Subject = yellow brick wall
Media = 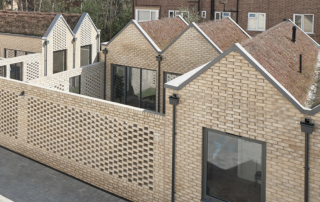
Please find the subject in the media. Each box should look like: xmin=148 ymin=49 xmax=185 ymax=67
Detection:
xmin=75 ymin=15 xmax=99 ymax=69
xmin=46 ymin=17 xmax=74 ymax=76
xmin=101 ymin=25 xmax=220 ymax=113
xmin=0 ymin=76 xmax=167 ymax=202
xmin=160 ymin=27 xmax=220 ymax=112
xmin=164 ymin=51 xmax=320 ymax=202
xmin=0 ymin=34 xmax=42 ymax=58
xmin=102 ymin=23 xmax=160 ymax=107
xmin=29 ymin=62 xmax=105 ymax=99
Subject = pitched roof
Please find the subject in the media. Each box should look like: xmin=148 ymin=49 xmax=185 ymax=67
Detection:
xmin=197 ymin=18 xmax=250 ymax=51
xmin=138 ymin=17 xmax=188 ymax=50
xmin=0 ymin=11 xmax=81 ymax=37
xmin=242 ymin=20 xmax=319 ymax=105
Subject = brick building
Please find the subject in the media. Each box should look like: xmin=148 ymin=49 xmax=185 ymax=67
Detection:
xmin=101 ymin=16 xmax=250 ymax=113
xmin=133 ymin=0 xmax=320 ymax=43
xmin=1 ymin=18 xmax=320 ymax=202
xmin=0 ymin=11 xmax=100 ymax=82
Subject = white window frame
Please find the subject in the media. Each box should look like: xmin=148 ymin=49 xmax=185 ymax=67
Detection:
xmin=247 ymin=12 xmax=266 ymax=31
xmin=201 ymin=11 xmax=207 ymax=19
xmin=293 ymin=14 xmax=314 ymax=34
xmin=168 ymin=10 xmax=189 ymax=19
xmin=215 ymin=12 xmax=230 ymax=20
xmin=214 ymin=11 xmax=221 ymax=20
xmin=222 ymin=12 xmax=231 ymax=19
xmin=135 ymin=9 xmax=159 ymax=22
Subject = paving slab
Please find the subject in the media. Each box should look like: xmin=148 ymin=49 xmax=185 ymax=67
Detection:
xmin=0 ymin=147 xmax=128 ymax=202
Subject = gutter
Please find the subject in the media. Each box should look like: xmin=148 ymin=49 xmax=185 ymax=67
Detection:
xmin=169 ymin=94 xmax=179 ymax=202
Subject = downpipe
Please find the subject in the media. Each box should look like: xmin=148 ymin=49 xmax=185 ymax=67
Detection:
xmin=300 ymin=118 xmax=314 ymax=202
xmin=103 ymin=48 xmax=108 ymax=100
xmin=169 ymin=94 xmax=179 ymax=202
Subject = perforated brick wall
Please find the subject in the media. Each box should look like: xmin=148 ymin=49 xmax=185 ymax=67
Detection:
xmin=29 ymin=62 xmax=105 ymax=99
xmin=0 ymin=53 xmax=42 ymax=81
xmin=0 ymin=77 xmax=166 ymax=202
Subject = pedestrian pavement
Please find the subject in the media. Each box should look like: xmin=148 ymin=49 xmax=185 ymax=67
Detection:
xmin=0 ymin=146 xmax=128 ymax=202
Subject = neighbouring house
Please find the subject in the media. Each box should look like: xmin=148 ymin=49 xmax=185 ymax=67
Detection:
xmin=0 ymin=11 xmax=100 ymax=82
xmin=101 ymin=16 xmax=250 ymax=112
xmin=133 ymin=0 xmax=320 ymax=43
xmin=2 ymin=18 xmax=320 ymax=202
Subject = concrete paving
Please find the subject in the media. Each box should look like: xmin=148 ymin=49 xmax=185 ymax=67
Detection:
xmin=0 ymin=147 xmax=128 ymax=202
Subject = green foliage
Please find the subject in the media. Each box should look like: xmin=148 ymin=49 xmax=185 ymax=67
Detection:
xmin=178 ymin=6 xmax=201 ymax=24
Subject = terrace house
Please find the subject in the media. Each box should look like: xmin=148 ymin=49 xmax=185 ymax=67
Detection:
xmin=101 ymin=16 xmax=250 ymax=113
xmin=0 ymin=11 xmax=100 ymax=82
xmin=2 ymin=18 xmax=320 ymax=202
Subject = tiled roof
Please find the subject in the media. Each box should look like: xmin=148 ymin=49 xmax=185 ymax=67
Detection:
xmin=0 ymin=11 xmax=81 ymax=37
xmin=197 ymin=18 xmax=250 ymax=51
xmin=242 ymin=21 xmax=319 ymax=105
xmin=139 ymin=17 xmax=188 ymax=50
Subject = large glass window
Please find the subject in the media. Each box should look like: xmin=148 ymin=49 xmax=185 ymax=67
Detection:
xmin=69 ymin=75 xmax=81 ymax=94
xmin=0 ymin=66 xmax=6 ymax=77
xmin=248 ymin=13 xmax=266 ymax=31
xmin=10 ymin=63 xmax=23 ymax=81
xmin=53 ymin=50 xmax=66 ymax=74
xmin=294 ymin=14 xmax=314 ymax=34
xmin=112 ymin=65 xmax=156 ymax=111
xmin=163 ymin=72 xmax=181 ymax=113
xmin=203 ymin=129 xmax=266 ymax=202
xmin=81 ymin=45 xmax=92 ymax=66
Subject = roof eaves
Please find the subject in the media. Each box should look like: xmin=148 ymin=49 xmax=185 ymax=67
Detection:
xmin=227 ymin=16 xmax=251 ymax=39
xmin=104 ymin=20 xmax=161 ymax=53
xmin=161 ymin=25 xmax=191 ymax=53
xmin=192 ymin=22 xmax=223 ymax=54
xmin=165 ymin=43 xmax=318 ymax=115
xmin=43 ymin=14 xmax=75 ymax=39
xmin=132 ymin=20 xmax=161 ymax=53
xmin=288 ymin=19 xmax=320 ymax=47
xmin=177 ymin=15 xmax=189 ymax=26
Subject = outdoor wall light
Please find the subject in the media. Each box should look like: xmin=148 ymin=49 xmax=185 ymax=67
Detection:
xmin=156 ymin=55 xmax=162 ymax=62
xmin=300 ymin=117 xmax=314 ymax=134
xmin=103 ymin=48 xmax=108 ymax=55
xmin=19 ymin=91 xmax=25 ymax=96
xmin=169 ymin=93 xmax=179 ymax=106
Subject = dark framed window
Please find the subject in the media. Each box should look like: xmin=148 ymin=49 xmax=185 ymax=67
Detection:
xmin=202 ymin=128 xmax=266 ymax=202
xmin=163 ymin=72 xmax=181 ymax=114
xmin=53 ymin=50 xmax=66 ymax=74
xmin=5 ymin=49 xmax=30 ymax=58
xmin=0 ymin=66 xmax=6 ymax=77
xmin=112 ymin=65 xmax=156 ymax=111
xmin=69 ymin=75 xmax=81 ymax=94
xmin=81 ymin=45 xmax=92 ymax=66
xmin=10 ymin=63 xmax=23 ymax=81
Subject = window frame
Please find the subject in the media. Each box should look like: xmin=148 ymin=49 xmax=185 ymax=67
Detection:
xmin=111 ymin=64 xmax=157 ymax=111
xmin=53 ymin=49 xmax=67 ymax=74
xmin=214 ymin=12 xmax=221 ymax=20
xmin=0 ymin=65 xmax=6 ymax=77
xmin=222 ymin=12 xmax=231 ymax=19
xmin=247 ymin=12 xmax=266 ymax=31
xmin=201 ymin=128 xmax=266 ymax=202
xmin=80 ymin=45 xmax=92 ymax=67
xmin=135 ymin=9 xmax=159 ymax=22
xmin=10 ymin=62 xmax=23 ymax=81
xmin=201 ymin=11 xmax=207 ymax=19
xmin=168 ymin=10 xmax=189 ymax=19
xmin=293 ymin=14 xmax=314 ymax=34
xmin=69 ymin=75 xmax=81 ymax=94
